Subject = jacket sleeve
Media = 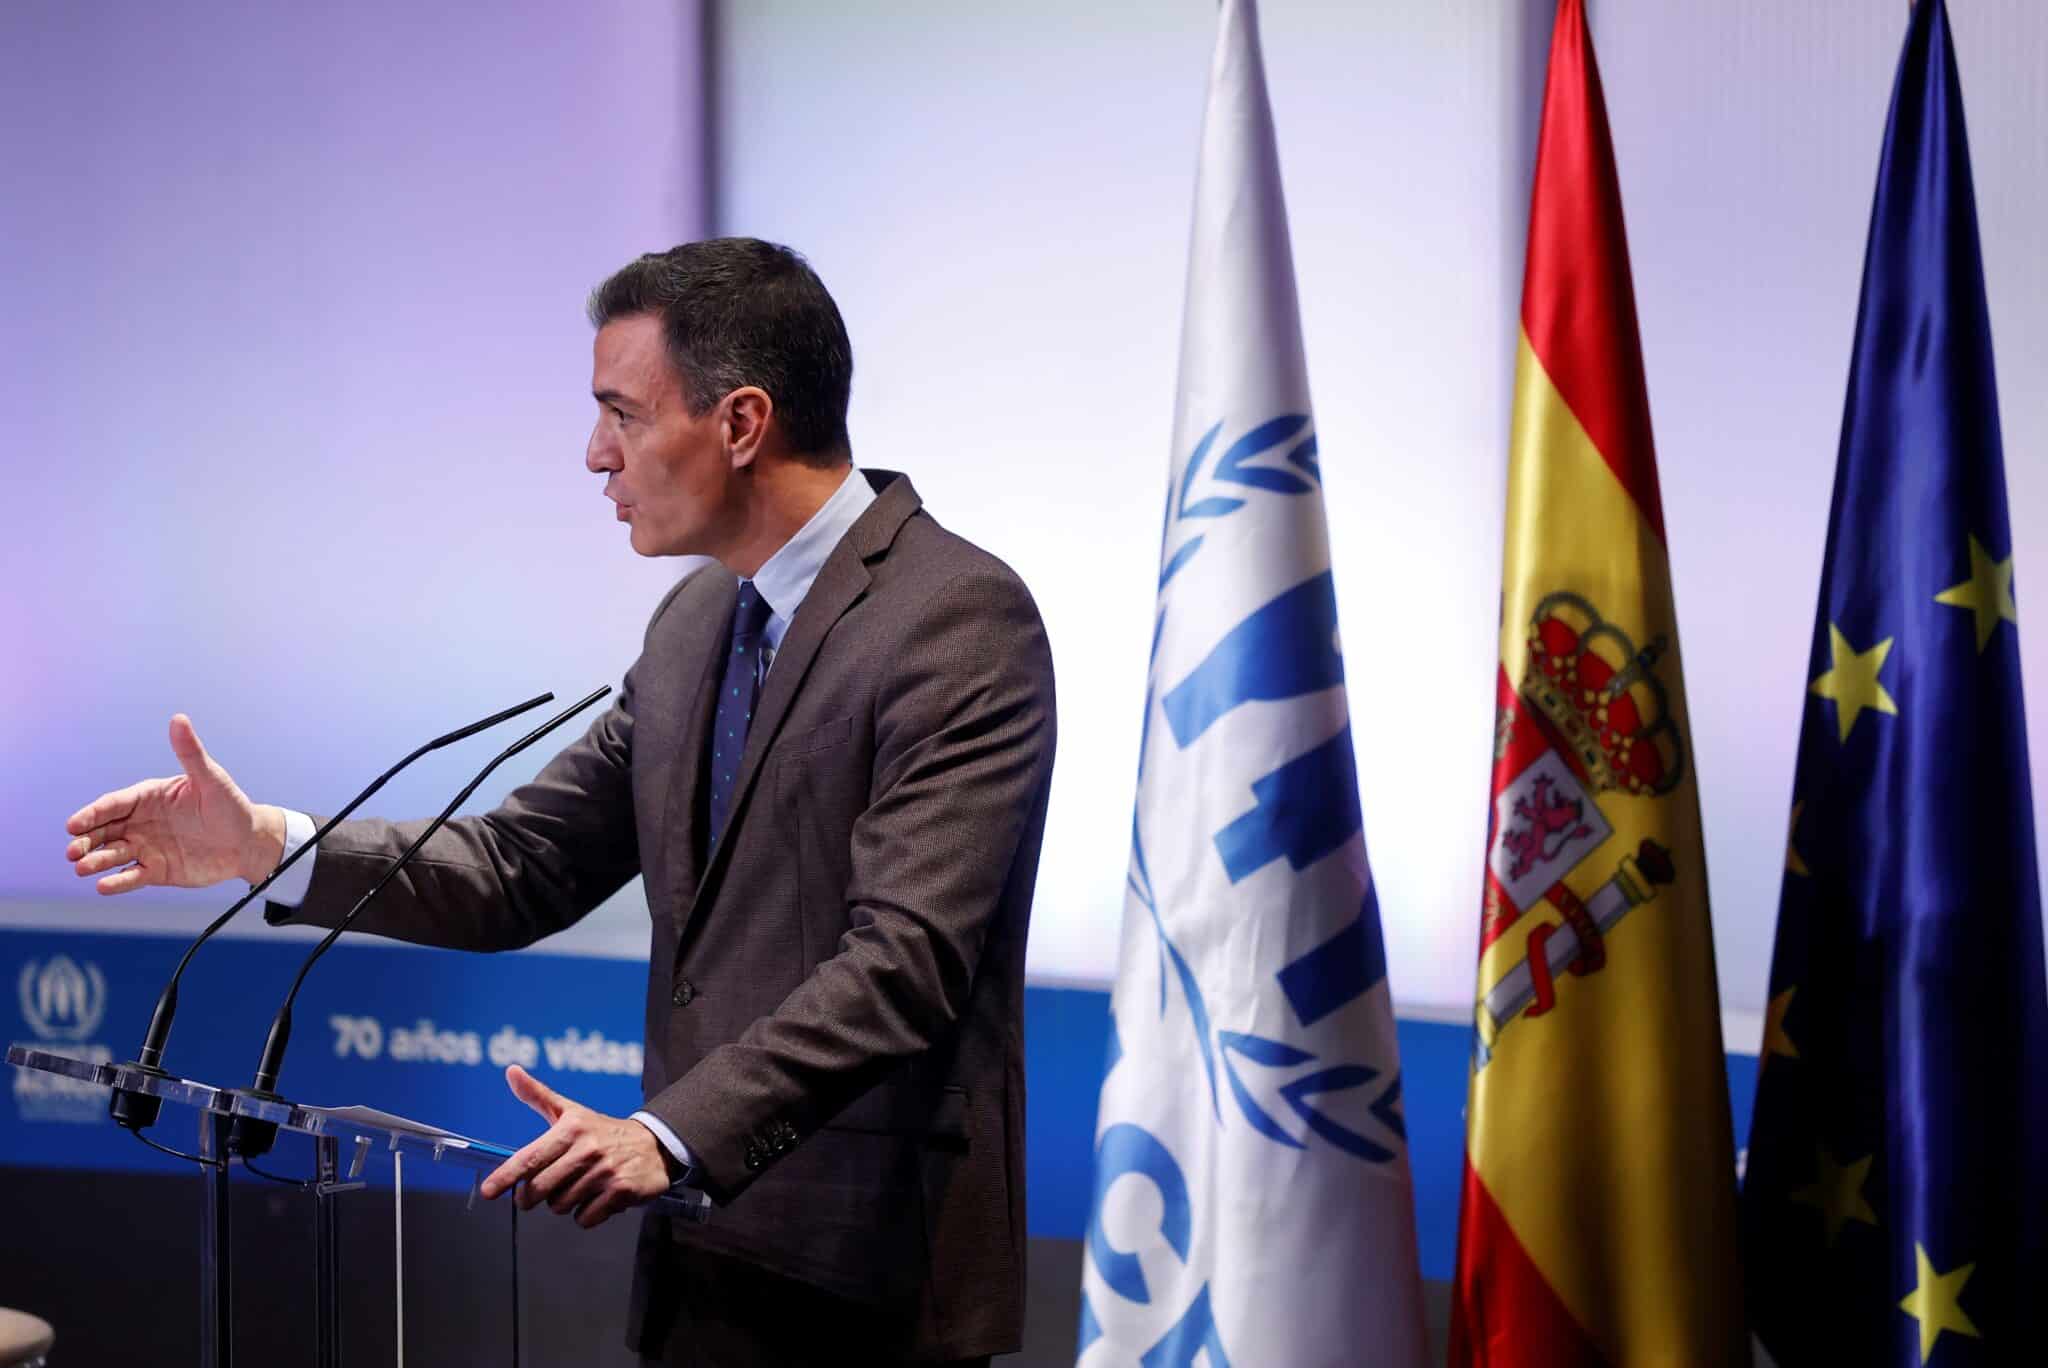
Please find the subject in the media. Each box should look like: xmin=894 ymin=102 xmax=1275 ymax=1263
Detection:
xmin=642 ymin=567 xmax=1056 ymax=1200
xmin=265 ymin=574 xmax=697 ymax=951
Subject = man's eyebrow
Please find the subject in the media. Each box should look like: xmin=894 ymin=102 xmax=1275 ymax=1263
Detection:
xmin=593 ymin=388 xmax=637 ymax=410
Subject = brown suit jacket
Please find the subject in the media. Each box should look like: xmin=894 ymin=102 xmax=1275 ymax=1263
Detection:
xmin=271 ymin=471 xmax=1057 ymax=1359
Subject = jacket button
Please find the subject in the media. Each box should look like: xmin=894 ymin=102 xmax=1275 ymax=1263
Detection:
xmin=671 ymin=980 xmax=696 ymax=1008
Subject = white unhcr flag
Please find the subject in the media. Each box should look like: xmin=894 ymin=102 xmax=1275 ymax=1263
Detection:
xmin=1077 ymin=2 xmax=1428 ymax=1365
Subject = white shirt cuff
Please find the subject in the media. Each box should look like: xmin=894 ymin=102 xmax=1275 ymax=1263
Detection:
xmin=631 ymin=1110 xmax=699 ymax=1186
xmin=261 ymin=808 xmax=319 ymax=908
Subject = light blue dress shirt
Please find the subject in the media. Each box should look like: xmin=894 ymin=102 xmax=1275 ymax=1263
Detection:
xmin=264 ymin=465 xmax=877 ymax=1181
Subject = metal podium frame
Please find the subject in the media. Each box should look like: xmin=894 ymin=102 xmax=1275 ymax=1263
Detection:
xmin=6 ymin=1044 xmax=708 ymax=1368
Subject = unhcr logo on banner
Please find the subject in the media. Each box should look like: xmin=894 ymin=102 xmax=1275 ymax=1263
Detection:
xmin=11 ymin=954 xmax=113 ymax=1123
xmin=19 ymin=955 xmax=106 ymax=1040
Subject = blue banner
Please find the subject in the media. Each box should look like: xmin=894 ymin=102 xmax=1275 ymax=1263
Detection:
xmin=4 ymin=926 xmax=647 ymax=1188
xmin=4 ymin=924 xmax=1757 ymax=1276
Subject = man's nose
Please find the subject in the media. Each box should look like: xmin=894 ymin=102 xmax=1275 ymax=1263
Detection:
xmin=586 ymin=423 xmax=619 ymax=474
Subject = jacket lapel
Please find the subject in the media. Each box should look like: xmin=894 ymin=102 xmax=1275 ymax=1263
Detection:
xmin=680 ymin=471 xmax=923 ymax=937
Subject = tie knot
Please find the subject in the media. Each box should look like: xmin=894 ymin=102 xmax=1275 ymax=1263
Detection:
xmin=732 ymin=583 xmax=772 ymax=641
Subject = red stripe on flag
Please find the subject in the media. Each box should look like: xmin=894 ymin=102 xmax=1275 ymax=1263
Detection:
xmin=1519 ymin=0 xmax=1667 ymax=545
xmin=1450 ymin=1160 xmax=1607 ymax=1367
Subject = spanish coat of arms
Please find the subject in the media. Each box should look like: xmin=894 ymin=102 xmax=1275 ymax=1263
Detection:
xmin=1476 ymin=591 xmax=1683 ymax=1066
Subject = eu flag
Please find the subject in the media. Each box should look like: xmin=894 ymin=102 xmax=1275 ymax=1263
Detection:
xmin=1741 ymin=2 xmax=2048 ymax=1364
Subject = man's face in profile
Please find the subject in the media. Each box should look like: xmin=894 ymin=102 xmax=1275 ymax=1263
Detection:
xmin=586 ymin=313 xmax=737 ymax=559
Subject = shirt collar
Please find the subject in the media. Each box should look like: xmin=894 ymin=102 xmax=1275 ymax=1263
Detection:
xmin=745 ymin=464 xmax=877 ymax=626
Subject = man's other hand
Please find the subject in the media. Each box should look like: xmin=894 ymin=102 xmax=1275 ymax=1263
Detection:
xmin=481 ymin=1065 xmax=674 ymax=1229
xmin=64 ymin=714 xmax=285 ymax=894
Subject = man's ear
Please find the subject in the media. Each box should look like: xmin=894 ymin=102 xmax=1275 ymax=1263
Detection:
xmin=723 ymin=387 xmax=774 ymax=471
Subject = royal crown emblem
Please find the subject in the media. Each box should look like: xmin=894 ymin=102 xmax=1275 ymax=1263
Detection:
xmin=1519 ymin=590 xmax=1684 ymax=797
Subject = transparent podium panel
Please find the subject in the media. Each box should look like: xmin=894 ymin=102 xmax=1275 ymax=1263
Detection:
xmin=7 ymin=1045 xmax=707 ymax=1367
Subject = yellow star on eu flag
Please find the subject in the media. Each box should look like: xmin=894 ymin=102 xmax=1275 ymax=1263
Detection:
xmin=1899 ymin=1242 xmax=1981 ymax=1363
xmin=1786 ymin=801 xmax=1809 ymax=877
xmin=1789 ymin=1143 xmax=1875 ymax=1246
xmin=1763 ymin=988 xmax=1800 ymax=1068
xmin=1810 ymin=624 xmax=1899 ymax=743
xmin=1934 ymin=534 xmax=2018 ymax=652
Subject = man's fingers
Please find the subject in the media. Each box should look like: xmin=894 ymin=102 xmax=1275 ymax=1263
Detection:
xmin=505 ymin=1065 xmax=566 ymax=1123
xmin=97 ymin=864 xmax=156 ymax=896
xmin=484 ymin=1129 xmax=573 ymax=1201
xmin=66 ymin=787 xmax=146 ymax=841
xmin=480 ymin=1124 xmax=574 ymax=1201
xmin=168 ymin=714 xmax=218 ymax=784
xmin=575 ymin=1189 xmax=630 ymax=1230
xmin=528 ymin=1146 xmax=593 ymax=1212
xmin=479 ymin=1159 xmax=519 ymax=1201
xmin=73 ymin=841 xmax=137 ymax=877
xmin=556 ymin=1158 xmax=615 ymax=1216
xmin=66 ymin=819 xmax=129 ymax=863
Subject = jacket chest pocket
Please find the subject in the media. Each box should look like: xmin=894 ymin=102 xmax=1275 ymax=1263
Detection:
xmin=774 ymin=716 xmax=863 ymax=973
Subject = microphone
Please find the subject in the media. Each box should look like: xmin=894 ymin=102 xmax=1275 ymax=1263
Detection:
xmin=109 ymin=692 xmax=557 ymax=1134
xmin=226 ymin=685 xmax=612 ymax=1158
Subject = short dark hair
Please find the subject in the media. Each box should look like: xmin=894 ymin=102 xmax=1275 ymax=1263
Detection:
xmin=587 ymin=238 xmax=853 ymax=463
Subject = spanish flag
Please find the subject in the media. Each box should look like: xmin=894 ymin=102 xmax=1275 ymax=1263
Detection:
xmin=1449 ymin=2 xmax=1746 ymax=1363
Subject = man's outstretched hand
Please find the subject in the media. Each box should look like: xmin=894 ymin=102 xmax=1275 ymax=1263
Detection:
xmin=64 ymin=714 xmax=285 ymax=894
xmin=481 ymin=1065 xmax=676 ymax=1229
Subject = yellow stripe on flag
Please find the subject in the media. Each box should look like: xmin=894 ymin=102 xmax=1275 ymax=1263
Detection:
xmin=1465 ymin=332 xmax=1746 ymax=1363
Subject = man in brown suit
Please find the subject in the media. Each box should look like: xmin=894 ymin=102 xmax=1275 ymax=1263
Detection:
xmin=62 ymin=239 xmax=1058 ymax=1366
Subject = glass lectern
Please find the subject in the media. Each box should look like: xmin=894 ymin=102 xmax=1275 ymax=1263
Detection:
xmin=6 ymin=1044 xmax=708 ymax=1367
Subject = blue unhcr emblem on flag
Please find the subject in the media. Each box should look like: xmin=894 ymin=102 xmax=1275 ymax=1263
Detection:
xmin=1124 ymin=821 xmax=1404 ymax=1164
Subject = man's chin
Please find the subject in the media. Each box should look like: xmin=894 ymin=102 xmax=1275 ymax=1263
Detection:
xmin=627 ymin=523 xmax=693 ymax=559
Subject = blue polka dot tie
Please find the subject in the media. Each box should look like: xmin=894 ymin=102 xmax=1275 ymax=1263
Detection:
xmin=707 ymin=582 xmax=773 ymax=851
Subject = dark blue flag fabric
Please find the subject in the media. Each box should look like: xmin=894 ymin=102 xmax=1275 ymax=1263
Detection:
xmin=1741 ymin=3 xmax=2048 ymax=1364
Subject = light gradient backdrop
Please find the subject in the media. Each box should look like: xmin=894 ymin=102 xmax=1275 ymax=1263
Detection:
xmin=0 ymin=0 xmax=706 ymax=958
xmin=710 ymin=0 xmax=2048 ymax=1029
xmin=5 ymin=1 xmax=2046 ymax=1034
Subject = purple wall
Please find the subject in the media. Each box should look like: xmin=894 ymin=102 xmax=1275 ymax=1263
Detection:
xmin=1 ymin=0 xmax=706 ymax=957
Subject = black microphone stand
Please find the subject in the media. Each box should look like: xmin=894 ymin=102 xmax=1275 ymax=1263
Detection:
xmin=108 ymin=693 xmax=556 ymax=1134
xmin=226 ymin=685 xmax=611 ymax=1159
